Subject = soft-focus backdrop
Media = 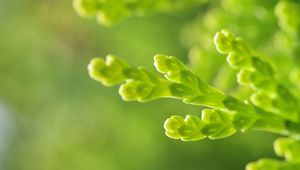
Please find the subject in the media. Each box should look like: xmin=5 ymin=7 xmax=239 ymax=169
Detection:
xmin=0 ymin=0 xmax=280 ymax=170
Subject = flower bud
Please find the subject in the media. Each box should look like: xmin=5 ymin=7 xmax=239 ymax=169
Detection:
xmin=119 ymin=81 xmax=154 ymax=101
xmin=274 ymin=137 xmax=300 ymax=162
xmin=164 ymin=115 xmax=185 ymax=139
xmin=154 ymin=54 xmax=186 ymax=74
xmin=201 ymin=109 xmax=223 ymax=124
xmin=214 ymin=29 xmax=234 ymax=54
xmin=231 ymin=38 xmax=251 ymax=55
xmin=250 ymin=91 xmax=273 ymax=111
xmin=274 ymin=138 xmax=289 ymax=157
xmin=237 ymin=68 xmax=252 ymax=85
xmin=164 ymin=115 xmax=206 ymax=141
xmin=88 ymin=55 xmax=127 ymax=86
xmin=226 ymin=52 xmax=249 ymax=69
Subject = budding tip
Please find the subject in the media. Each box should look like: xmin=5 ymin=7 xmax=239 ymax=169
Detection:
xmin=154 ymin=54 xmax=169 ymax=73
xmin=214 ymin=29 xmax=234 ymax=54
xmin=118 ymin=81 xmax=137 ymax=101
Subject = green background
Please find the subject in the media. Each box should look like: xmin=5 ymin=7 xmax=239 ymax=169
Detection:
xmin=0 ymin=0 xmax=279 ymax=169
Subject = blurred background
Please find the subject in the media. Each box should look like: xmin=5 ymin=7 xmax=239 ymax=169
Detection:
xmin=0 ymin=0 xmax=282 ymax=170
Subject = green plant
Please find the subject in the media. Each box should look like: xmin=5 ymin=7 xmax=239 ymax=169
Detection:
xmin=73 ymin=0 xmax=207 ymax=26
xmin=75 ymin=0 xmax=300 ymax=169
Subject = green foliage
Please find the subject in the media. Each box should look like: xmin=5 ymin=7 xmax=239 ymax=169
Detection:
xmin=73 ymin=0 xmax=207 ymax=26
xmin=214 ymin=29 xmax=299 ymax=123
xmin=81 ymin=0 xmax=300 ymax=169
xmin=88 ymin=28 xmax=300 ymax=170
xmin=88 ymin=29 xmax=300 ymax=140
xmin=88 ymin=54 xmax=225 ymax=106
xmin=245 ymin=138 xmax=300 ymax=170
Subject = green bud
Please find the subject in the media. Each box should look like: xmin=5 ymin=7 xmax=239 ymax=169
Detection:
xmin=119 ymin=81 xmax=140 ymax=101
xmin=274 ymin=138 xmax=290 ymax=157
xmin=249 ymin=70 xmax=272 ymax=90
xmin=88 ymin=55 xmax=128 ymax=86
xmin=154 ymin=54 xmax=172 ymax=73
xmin=154 ymin=54 xmax=186 ymax=75
xmin=250 ymin=91 xmax=273 ymax=111
xmin=237 ymin=68 xmax=252 ymax=85
xmin=231 ymin=38 xmax=251 ymax=55
xmin=214 ymin=29 xmax=234 ymax=54
xmin=201 ymin=109 xmax=223 ymax=124
xmin=118 ymin=81 xmax=154 ymax=101
xmin=274 ymin=137 xmax=300 ymax=162
xmin=164 ymin=115 xmax=185 ymax=139
xmin=164 ymin=115 xmax=206 ymax=141
xmin=226 ymin=52 xmax=249 ymax=69
xmin=154 ymin=54 xmax=220 ymax=103
xmin=88 ymin=57 xmax=106 ymax=82
xmin=200 ymin=109 xmax=236 ymax=139
xmin=181 ymin=115 xmax=206 ymax=141
xmin=154 ymin=54 xmax=187 ymax=83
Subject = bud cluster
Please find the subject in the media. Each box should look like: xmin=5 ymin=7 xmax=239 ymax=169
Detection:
xmin=164 ymin=109 xmax=236 ymax=141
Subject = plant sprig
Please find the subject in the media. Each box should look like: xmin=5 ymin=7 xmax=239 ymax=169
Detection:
xmin=74 ymin=0 xmax=208 ymax=26
xmin=88 ymin=30 xmax=300 ymax=143
xmin=84 ymin=0 xmax=300 ymax=169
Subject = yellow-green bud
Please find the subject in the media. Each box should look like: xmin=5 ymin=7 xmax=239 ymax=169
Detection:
xmin=164 ymin=115 xmax=206 ymax=141
xmin=237 ymin=68 xmax=252 ymax=85
xmin=250 ymin=91 xmax=273 ymax=111
xmin=226 ymin=52 xmax=249 ymax=69
xmin=274 ymin=137 xmax=300 ymax=162
xmin=118 ymin=81 xmax=154 ymax=101
xmin=88 ymin=55 xmax=128 ymax=86
xmin=154 ymin=54 xmax=186 ymax=74
xmin=214 ymin=29 xmax=234 ymax=54
xmin=164 ymin=115 xmax=185 ymax=139
xmin=231 ymin=38 xmax=251 ymax=55
xmin=201 ymin=109 xmax=223 ymax=124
